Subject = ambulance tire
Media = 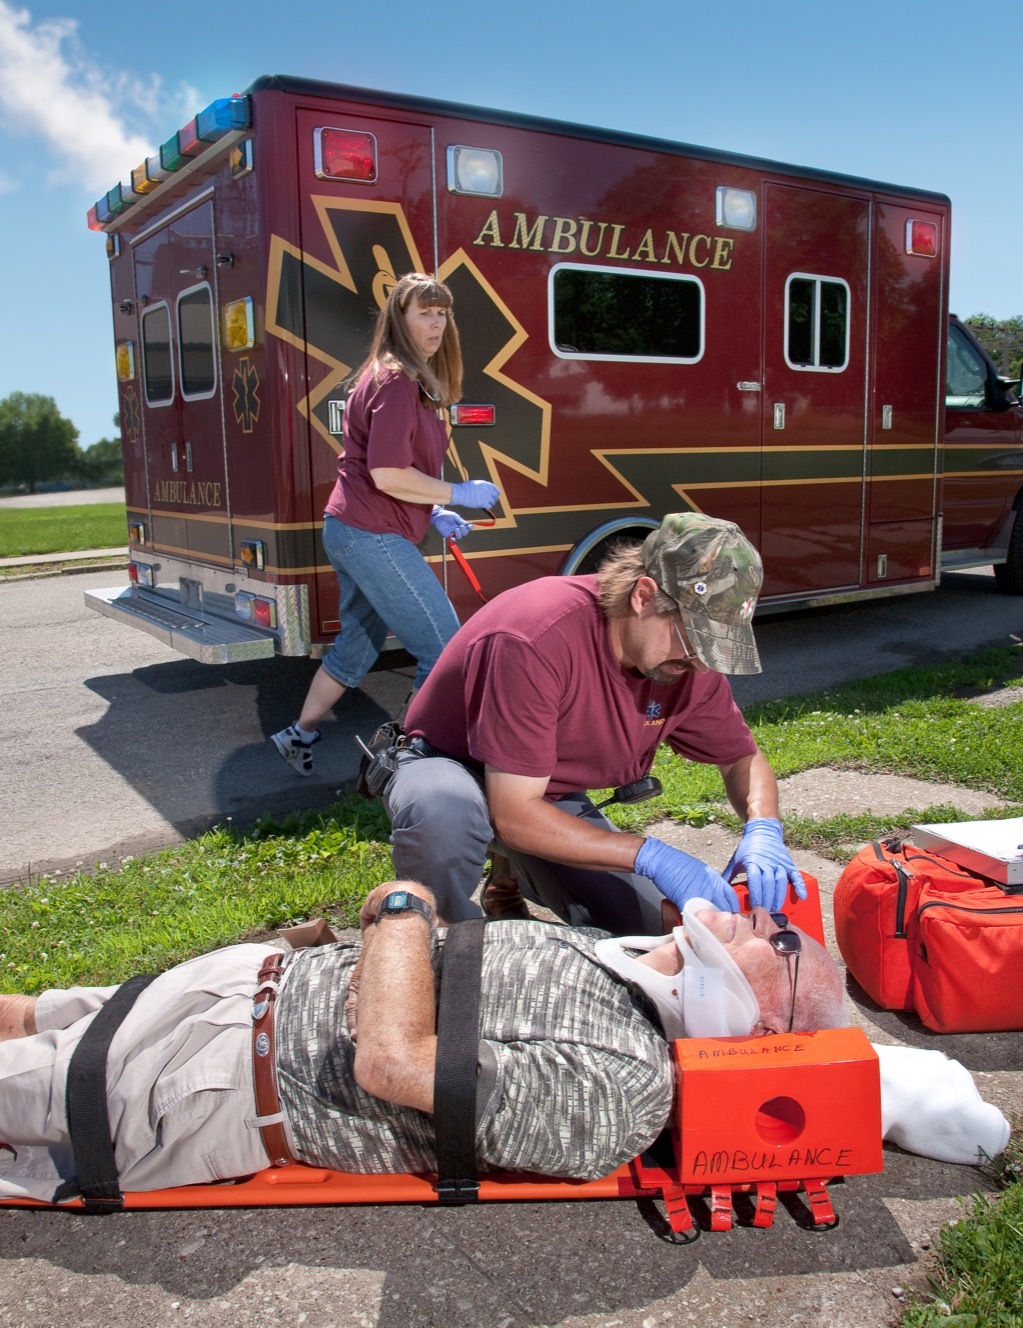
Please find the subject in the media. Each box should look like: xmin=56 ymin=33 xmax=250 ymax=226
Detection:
xmin=993 ymin=506 xmax=1023 ymax=595
xmin=571 ymin=532 xmax=647 ymax=576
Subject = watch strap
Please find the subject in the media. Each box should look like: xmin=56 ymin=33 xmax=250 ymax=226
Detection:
xmin=375 ymin=890 xmax=434 ymax=924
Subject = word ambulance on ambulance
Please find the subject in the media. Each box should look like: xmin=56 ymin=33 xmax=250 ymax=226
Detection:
xmin=85 ymin=74 xmax=1023 ymax=663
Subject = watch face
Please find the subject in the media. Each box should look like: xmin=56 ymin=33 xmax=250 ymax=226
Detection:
xmin=387 ymin=891 xmax=410 ymax=911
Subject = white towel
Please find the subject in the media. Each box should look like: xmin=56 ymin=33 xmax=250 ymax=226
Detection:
xmin=872 ymin=1043 xmax=1011 ymax=1165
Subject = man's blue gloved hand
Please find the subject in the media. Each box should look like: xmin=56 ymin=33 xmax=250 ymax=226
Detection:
xmin=430 ymin=506 xmax=473 ymax=541
xmin=450 ymin=479 xmax=500 ymax=510
xmin=635 ymin=837 xmax=740 ymax=914
xmin=723 ymin=817 xmax=807 ymax=913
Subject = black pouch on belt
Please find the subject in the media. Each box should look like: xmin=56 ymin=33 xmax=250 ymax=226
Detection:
xmin=355 ymin=721 xmax=405 ymax=799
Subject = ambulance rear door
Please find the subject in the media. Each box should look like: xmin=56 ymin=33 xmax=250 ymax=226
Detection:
xmin=132 ymin=195 xmax=230 ymax=570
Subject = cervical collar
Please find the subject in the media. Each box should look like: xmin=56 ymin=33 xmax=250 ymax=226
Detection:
xmin=593 ymin=898 xmax=760 ymax=1039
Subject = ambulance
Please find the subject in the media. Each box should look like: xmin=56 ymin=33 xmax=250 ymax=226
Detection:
xmin=84 ymin=74 xmax=1023 ymax=663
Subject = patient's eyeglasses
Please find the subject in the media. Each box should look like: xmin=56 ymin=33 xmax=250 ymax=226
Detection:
xmin=767 ymin=912 xmax=802 ymax=1033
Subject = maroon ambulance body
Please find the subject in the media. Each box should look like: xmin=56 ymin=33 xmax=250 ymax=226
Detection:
xmin=85 ymin=75 xmax=1023 ymax=662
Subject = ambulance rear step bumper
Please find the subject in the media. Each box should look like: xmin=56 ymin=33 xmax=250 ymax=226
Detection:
xmin=85 ymin=584 xmax=277 ymax=664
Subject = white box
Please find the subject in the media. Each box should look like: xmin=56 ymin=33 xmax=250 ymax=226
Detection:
xmin=911 ymin=817 xmax=1023 ymax=887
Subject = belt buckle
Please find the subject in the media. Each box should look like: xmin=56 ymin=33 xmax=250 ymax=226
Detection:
xmin=252 ymin=963 xmax=287 ymax=1020
xmin=251 ymin=982 xmax=275 ymax=1019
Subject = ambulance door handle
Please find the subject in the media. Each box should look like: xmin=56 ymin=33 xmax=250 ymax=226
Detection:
xmin=184 ymin=442 xmax=193 ymax=472
xmin=773 ymin=403 xmax=785 ymax=430
xmin=170 ymin=443 xmax=179 ymax=473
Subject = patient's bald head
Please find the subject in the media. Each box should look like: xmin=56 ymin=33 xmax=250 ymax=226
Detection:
xmin=696 ymin=907 xmax=847 ymax=1034
xmin=636 ymin=906 xmax=847 ymax=1037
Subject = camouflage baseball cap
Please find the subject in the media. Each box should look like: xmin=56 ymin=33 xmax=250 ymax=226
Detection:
xmin=641 ymin=513 xmax=763 ymax=675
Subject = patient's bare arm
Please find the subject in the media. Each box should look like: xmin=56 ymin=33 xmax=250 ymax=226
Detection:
xmin=0 ymin=994 xmax=38 ymax=1042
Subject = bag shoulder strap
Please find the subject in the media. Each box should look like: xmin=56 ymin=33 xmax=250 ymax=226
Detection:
xmin=58 ymin=973 xmax=157 ymax=1211
xmin=433 ymin=917 xmax=486 ymax=1205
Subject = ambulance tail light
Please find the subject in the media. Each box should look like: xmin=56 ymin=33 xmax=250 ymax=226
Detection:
xmin=906 ymin=220 xmax=938 ymax=257
xmin=314 ymin=128 xmax=377 ymax=182
xmin=235 ymin=591 xmax=277 ymax=629
xmin=128 ymin=562 xmax=155 ymax=588
xmin=450 ymin=404 xmax=496 ymax=426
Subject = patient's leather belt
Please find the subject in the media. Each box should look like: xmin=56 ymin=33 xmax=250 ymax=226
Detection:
xmin=251 ymin=951 xmax=297 ymax=1167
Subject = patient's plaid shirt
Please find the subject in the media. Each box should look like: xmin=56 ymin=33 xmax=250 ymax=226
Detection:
xmin=275 ymin=921 xmax=673 ymax=1180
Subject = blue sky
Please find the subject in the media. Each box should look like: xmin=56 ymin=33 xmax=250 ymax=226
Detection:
xmin=2 ymin=0 xmax=1021 ymax=450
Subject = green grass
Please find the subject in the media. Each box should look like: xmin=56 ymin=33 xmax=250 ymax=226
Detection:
xmin=0 ymin=502 xmax=126 ymax=556
xmin=594 ymin=645 xmax=1023 ymax=836
xmin=1 ymin=795 xmax=395 ymax=993
xmin=901 ymin=1126 xmax=1023 ymax=1326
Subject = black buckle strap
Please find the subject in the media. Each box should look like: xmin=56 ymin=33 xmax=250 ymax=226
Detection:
xmin=433 ymin=918 xmax=486 ymax=1205
xmin=59 ymin=973 xmax=157 ymax=1211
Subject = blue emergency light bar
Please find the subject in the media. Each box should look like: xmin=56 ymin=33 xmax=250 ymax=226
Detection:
xmin=87 ymin=96 xmax=252 ymax=231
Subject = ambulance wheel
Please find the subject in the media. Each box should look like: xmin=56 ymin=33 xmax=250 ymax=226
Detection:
xmin=993 ymin=507 xmax=1023 ymax=594
xmin=570 ymin=531 xmax=648 ymax=576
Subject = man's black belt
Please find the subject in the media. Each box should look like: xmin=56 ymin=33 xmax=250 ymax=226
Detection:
xmin=57 ymin=973 xmax=157 ymax=1211
xmin=405 ymin=736 xmax=485 ymax=779
xmin=433 ymin=917 xmax=486 ymax=1204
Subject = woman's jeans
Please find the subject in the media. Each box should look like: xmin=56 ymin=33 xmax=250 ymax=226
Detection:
xmin=320 ymin=515 xmax=460 ymax=692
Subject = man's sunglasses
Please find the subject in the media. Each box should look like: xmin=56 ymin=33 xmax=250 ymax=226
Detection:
xmin=769 ymin=912 xmax=802 ymax=1033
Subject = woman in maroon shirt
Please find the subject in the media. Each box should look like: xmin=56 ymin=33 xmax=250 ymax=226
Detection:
xmin=272 ymin=273 xmax=498 ymax=776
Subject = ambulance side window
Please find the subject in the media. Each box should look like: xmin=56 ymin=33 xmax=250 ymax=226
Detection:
xmin=946 ymin=324 xmax=988 ymax=409
xmin=178 ymin=285 xmax=217 ymax=399
xmin=785 ymin=274 xmax=849 ymax=372
xmin=141 ymin=303 xmax=174 ymax=406
xmin=550 ymin=265 xmax=703 ymax=363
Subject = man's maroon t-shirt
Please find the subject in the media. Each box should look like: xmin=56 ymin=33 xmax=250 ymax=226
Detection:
xmin=405 ymin=576 xmax=756 ymax=799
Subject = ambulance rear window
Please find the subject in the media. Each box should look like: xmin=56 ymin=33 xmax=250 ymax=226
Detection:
xmin=141 ymin=304 xmax=174 ymax=405
xmin=550 ymin=266 xmax=703 ymax=363
xmin=178 ymin=285 xmax=217 ymax=398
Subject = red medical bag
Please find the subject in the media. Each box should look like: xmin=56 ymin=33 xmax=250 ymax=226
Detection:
xmin=834 ymin=838 xmax=1023 ymax=1032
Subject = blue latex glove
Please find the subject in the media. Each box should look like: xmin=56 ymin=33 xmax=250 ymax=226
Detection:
xmin=450 ymin=479 xmax=500 ymax=510
xmin=723 ymin=817 xmax=807 ymax=913
xmin=635 ymin=836 xmax=740 ymax=914
xmin=430 ymin=506 xmax=473 ymax=541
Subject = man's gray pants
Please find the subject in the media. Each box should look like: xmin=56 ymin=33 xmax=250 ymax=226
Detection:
xmin=383 ymin=751 xmax=668 ymax=933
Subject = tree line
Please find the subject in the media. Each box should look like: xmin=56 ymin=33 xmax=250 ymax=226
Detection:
xmin=962 ymin=313 xmax=1023 ymax=381
xmin=0 ymin=393 xmax=122 ymax=494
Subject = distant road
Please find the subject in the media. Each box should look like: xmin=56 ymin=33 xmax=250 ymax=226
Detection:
xmin=0 ymin=486 xmax=125 ymax=508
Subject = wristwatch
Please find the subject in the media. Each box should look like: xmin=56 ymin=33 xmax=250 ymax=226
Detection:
xmin=374 ymin=889 xmax=435 ymax=925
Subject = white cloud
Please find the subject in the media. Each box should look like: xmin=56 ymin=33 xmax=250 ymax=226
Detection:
xmin=0 ymin=3 xmax=199 ymax=194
